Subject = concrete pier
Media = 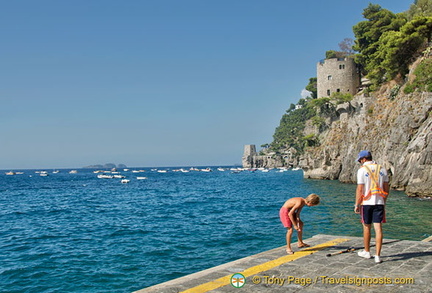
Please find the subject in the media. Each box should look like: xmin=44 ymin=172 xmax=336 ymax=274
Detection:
xmin=135 ymin=234 xmax=432 ymax=293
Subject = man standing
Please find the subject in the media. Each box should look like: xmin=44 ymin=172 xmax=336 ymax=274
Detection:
xmin=354 ymin=150 xmax=390 ymax=263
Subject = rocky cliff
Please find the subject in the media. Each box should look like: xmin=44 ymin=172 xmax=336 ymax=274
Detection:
xmin=245 ymin=55 xmax=432 ymax=197
xmin=299 ymin=57 xmax=432 ymax=197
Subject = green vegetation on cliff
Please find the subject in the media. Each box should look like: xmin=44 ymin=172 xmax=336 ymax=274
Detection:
xmin=271 ymin=92 xmax=353 ymax=154
xmin=272 ymin=102 xmax=316 ymax=152
xmin=270 ymin=1 xmax=432 ymax=155
xmin=353 ymin=2 xmax=432 ymax=88
xmin=404 ymin=58 xmax=432 ymax=93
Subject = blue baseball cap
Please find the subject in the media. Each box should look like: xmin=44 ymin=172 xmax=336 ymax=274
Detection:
xmin=356 ymin=150 xmax=371 ymax=162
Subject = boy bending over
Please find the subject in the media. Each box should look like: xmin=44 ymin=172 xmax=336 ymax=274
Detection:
xmin=279 ymin=194 xmax=320 ymax=254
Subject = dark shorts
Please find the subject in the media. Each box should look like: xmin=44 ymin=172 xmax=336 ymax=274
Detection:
xmin=361 ymin=205 xmax=386 ymax=224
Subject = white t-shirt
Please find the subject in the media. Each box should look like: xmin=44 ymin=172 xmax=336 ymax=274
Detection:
xmin=357 ymin=161 xmax=389 ymax=205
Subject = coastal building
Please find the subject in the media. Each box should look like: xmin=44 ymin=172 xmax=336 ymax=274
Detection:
xmin=317 ymin=57 xmax=360 ymax=99
xmin=242 ymin=145 xmax=295 ymax=168
xmin=242 ymin=145 xmax=257 ymax=168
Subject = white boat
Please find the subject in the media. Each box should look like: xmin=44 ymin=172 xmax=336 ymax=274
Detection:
xmin=121 ymin=179 xmax=130 ymax=184
xmin=69 ymin=170 xmax=78 ymax=174
xmin=292 ymin=167 xmax=302 ymax=171
xmin=157 ymin=170 xmax=168 ymax=173
xmin=136 ymin=177 xmax=148 ymax=180
xmin=113 ymin=175 xmax=125 ymax=179
xmin=5 ymin=171 xmax=15 ymax=175
xmin=40 ymin=171 xmax=49 ymax=177
xmin=98 ymin=174 xmax=114 ymax=179
xmin=217 ymin=168 xmax=225 ymax=172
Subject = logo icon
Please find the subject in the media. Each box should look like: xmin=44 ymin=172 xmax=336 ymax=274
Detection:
xmin=230 ymin=273 xmax=246 ymax=288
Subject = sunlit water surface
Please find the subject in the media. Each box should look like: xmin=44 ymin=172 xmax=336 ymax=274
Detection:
xmin=1 ymin=168 xmax=430 ymax=292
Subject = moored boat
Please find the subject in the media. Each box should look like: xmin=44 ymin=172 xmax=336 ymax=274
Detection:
xmin=97 ymin=174 xmax=114 ymax=179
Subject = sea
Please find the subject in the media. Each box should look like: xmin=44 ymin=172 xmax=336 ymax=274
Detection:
xmin=1 ymin=167 xmax=431 ymax=293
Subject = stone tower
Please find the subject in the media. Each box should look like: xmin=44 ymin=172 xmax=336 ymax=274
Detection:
xmin=242 ymin=145 xmax=257 ymax=168
xmin=317 ymin=57 xmax=360 ymax=99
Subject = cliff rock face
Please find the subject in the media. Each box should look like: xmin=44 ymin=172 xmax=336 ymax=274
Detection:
xmin=245 ymin=55 xmax=432 ymax=197
xmin=300 ymin=83 xmax=432 ymax=197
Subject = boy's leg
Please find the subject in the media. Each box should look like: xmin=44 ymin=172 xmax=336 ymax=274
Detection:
xmin=286 ymin=228 xmax=294 ymax=254
xmin=297 ymin=221 xmax=303 ymax=243
xmin=297 ymin=221 xmax=309 ymax=247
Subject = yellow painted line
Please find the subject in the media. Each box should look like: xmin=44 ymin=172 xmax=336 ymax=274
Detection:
xmin=180 ymin=238 xmax=349 ymax=293
xmin=422 ymin=235 xmax=432 ymax=242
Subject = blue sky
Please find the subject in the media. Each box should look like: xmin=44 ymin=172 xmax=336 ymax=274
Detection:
xmin=0 ymin=0 xmax=412 ymax=169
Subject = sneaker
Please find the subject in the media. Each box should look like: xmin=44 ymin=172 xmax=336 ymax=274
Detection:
xmin=374 ymin=255 xmax=382 ymax=263
xmin=357 ymin=250 xmax=371 ymax=259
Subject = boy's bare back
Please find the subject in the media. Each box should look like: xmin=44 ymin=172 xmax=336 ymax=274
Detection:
xmin=282 ymin=197 xmax=306 ymax=211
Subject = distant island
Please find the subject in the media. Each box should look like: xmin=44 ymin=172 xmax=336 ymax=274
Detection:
xmin=83 ymin=163 xmax=127 ymax=169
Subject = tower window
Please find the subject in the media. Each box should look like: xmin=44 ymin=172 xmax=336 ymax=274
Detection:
xmin=328 ymin=75 xmax=332 ymax=80
xmin=337 ymin=89 xmax=341 ymax=92
xmin=339 ymin=64 xmax=345 ymax=69
xmin=327 ymin=90 xmax=331 ymax=96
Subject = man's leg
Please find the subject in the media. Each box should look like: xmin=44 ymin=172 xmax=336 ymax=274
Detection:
xmin=363 ymin=223 xmax=372 ymax=252
xmin=374 ymin=223 xmax=383 ymax=256
xmin=358 ymin=205 xmax=375 ymax=259
xmin=357 ymin=223 xmax=372 ymax=259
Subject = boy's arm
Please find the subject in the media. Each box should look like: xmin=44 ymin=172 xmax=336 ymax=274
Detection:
xmin=288 ymin=201 xmax=302 ymax=230
xmin=296 ymin=206 xmax=303 ymax=222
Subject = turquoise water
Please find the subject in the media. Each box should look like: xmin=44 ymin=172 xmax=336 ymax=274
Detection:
xmin=1 ymin=168 xmax=431 ymax=292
